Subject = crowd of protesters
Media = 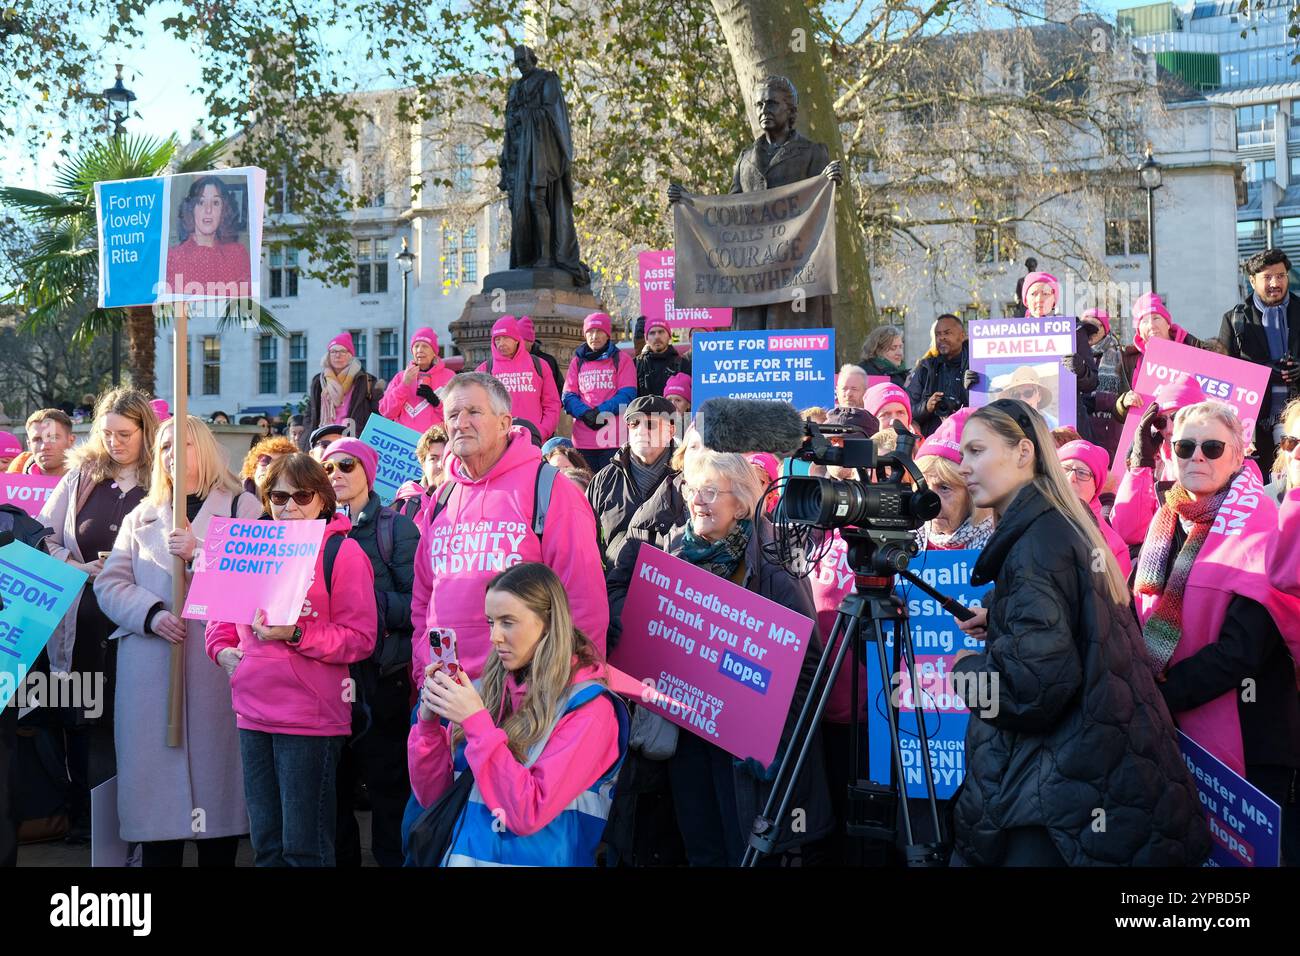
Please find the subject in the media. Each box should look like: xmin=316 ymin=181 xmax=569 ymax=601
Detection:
xmin=3 ymin=247 xmax=1300 ymax=870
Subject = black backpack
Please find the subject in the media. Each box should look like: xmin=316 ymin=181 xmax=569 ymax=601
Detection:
xmin=426 ymin=462 xmax=559 ymax=542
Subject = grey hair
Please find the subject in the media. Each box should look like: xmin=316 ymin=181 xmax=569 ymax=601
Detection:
xmin=861 ymin=325 xmax=904 ymax=362
xmin=443 ymin=371 xmax=513 ymax=416
xmin=756 ymin=75 xmax=798 ymax=108
xmin=1173 ymin=401 xmax=1246 ymax=463
xmin=685 ymin=449 xmax=763 ymax=522
xmin=838 ymin=363 xmax=867 ymax=384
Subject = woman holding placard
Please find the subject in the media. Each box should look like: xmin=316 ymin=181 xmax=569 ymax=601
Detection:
xmin=302 ymin=332 xmax=382 ymax=449
xmin=663 ymin=449 xmax=832 ymax=865
xmin=1132 ymin=401 xmax=1300 ymax=864
xmin=39 ymin=386 xmax=158 ymax=843
xmin=94 ymin=414 xmax=260 ymax=865
xmin=949 ymin=399 xmax=1208 ymax=866
xmin=406 ymin=562 xmax=628 ymax=866
xmin=206 ymin=453 xmax=376 ymax=866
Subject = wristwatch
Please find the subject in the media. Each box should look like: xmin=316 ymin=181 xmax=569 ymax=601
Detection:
xmin=287 ymin=625 xmax=304 ymax=645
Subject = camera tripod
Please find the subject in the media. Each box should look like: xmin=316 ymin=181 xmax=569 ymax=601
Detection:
xmin=741 ymin=529 xmax=972 ymax=868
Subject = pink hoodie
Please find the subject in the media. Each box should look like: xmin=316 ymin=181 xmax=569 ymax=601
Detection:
xmin=476 ymin=333 xmax=560 ymax=440
xmin=563 ymin=347 xmax=637 ymax=450
xmin=379 ymin=360 xmax=455 ymax=434
xmin=410 ymin=430 xmax=607 ymax=684
xmin=205 ymin=513 xmax=378 ymax=737
xmin=1134 ymin=469 xmax=1300 ymax=776
xmin=407 ymin=663 xmax=621 ymax=834
xmin=809 ymin=532 xmax=867 ymax=724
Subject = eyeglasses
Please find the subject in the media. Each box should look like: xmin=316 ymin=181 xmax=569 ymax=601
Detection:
xmin=1280 ymin=435 xmax=1300 ymax=453
xmin=1062 ymin=465 xmax=1095 ymax=482
xmin=1172 ymin=439 xmax=1227 ymax=460
xmin=322 ymin=457 xmax=359 ymax=476
xmin=327 ymin=348 xmax=351 ymax=357
xmin=268 ymin=489 xmax=316 ymax=506
xmin=682 ymin=485 xmax=733 ymax=504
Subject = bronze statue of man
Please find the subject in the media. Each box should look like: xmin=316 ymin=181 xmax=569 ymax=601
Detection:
xmin=498 ymin=45 xmax=589 ymax=286
xmin=670 ymin=75 xmax=841 ymax=330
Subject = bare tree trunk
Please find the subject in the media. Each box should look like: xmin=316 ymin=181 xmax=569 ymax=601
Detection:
xmin=708 ymin=0 xmax=876 ymax=364
xmin=125 ymin=306 xmax=157 ymax=396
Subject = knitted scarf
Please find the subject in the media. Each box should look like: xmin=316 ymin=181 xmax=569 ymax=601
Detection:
xmin=680 ymin=519 xmax=752 ymax=579
xmin=917 ymin=515 xmax=994 ymax=551
xmin=321 ymin=357 xmax=361 ymax=425
xmin=1132 ymin=477 xmax=1235 ymax=672
xmin=866 ymin=356 xmax=909 ymax=379
xmin=1092 ymin=334 xmax=1127 ymax=397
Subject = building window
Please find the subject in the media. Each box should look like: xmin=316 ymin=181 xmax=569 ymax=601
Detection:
xmin=269 ymin=247 xmax=299 ymax=298
xmin=974 ymin=203 xmax=1017 ymax=265
xmin=356 ymin=239 xmax=389 ymax=294
xmin=442 ymin=227 xmax=459 ymax=285
xmin=461 ymin=224 xmax=478 ymax=283
xmin=454 ymin=144 xmax=473 ymax=192
xmin=1236 ymin=103 xmax=1277 ymax=147
xmin=202 ymin=336 xmax=221 ymax=396
xmin=258 ymin=335 xmax=278 ymax=394
xmin=1246 ymin=158 xmax=1277 ymax=193
xmin=1104 ymin=195 xmax=1149 ymax=257
xmin=348 ymin=329 xmax=368 ymax=371
xmin=960 ymin=303 xmax=990 ymax=324
xmin=289 ymin=333 xmax=308 ymax=393
xmin=268 ymin=170 xmax=294 ymax=215
xmin=361 ymin=151 xmax=385 ymax=207
xmin=378 ymin=330 xmax=400 ymax=381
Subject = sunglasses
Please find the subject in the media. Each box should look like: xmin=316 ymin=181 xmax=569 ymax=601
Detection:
xmin=268 ymin=489 xmax=316 ymax=506
xmin=1010 ymin=386 xmax=1040 ymax=401
xmin=1172 ymin=439 xmax=1227 ymax=460
xmin=1280 ymin=435 xmax=1300 ymax=453
xmin=322 ymin=457 xmax=359 ymax=476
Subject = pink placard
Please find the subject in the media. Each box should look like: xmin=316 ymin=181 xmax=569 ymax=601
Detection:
xmin=1109 ymin=339 xmax=1272 ymax=484
xmin=638 ymin=249 xmax=732 ymax=330
xmin=182 ymin=517 xmax=327 ymax=626
xmin=0 ymin=473 xmax=61 ymax=517
xmin=609 ymin=543 xmax=813 ymax=765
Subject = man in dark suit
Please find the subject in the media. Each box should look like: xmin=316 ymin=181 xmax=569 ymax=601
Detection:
xmin=669 ymin=75 xmax=841 ymax=331
xmin=1219 ymin=247 xmax=1300 ymax=470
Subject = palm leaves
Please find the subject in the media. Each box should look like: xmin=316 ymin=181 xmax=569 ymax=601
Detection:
xmin=1 ymin=133 xmax=284 ymax=393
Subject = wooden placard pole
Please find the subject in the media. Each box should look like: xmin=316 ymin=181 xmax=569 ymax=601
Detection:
xmin=166 ymin=301 xmax=189 ymax=748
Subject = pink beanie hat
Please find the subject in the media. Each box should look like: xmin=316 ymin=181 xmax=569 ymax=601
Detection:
xmin=322 ymin=437 xmax=378 ymax=489
xmin=1058 ymin=439 xmax=1110 ymax=490
xmin=747 ymin=453 xmax=781 ymax=485
xmin=517 ymin=316 xmax=537 ymax=344
xmin=664 ymin=372 xmax=691 ymax=401
xmin=0 ymin=430 xmax=22 ymax=457
xmin=410 ymin=327 xmax=438 ymax=352
xmin=149 ymin=399 xmax=171 ymax=421
xmin=327 ymin=332 xmax=356 ymax=356
xmin=491 ymin=315 xmax=521 ymax=342
xmin=1131 ymin=293 xmax=1174 ymax=351
xmin=645 ymin=316 xmax=670 ymax=335
xmin=1022 ymin=271 xmax=1060 ymax=303
xmin=864 ymin=382 xmax=912 ymax=423
xmin=916 ymin=406 xmax=974 ymax=464
xmin=1080 ymin=308 xmax=1111 ymax=335
xmin=1153 ymin=373 xmax=1206 ymax=413
xmin=583 ymin=312 xmax=613 ymax=335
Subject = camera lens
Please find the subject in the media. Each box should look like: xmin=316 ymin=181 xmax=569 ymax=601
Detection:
xmin=780 ymin=476 xmax=941 ymax=529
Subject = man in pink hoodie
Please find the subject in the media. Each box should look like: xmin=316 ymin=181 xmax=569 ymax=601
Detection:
xmin=476 ymin=315 xmax=560 ymax=440
xmin=562 ymin=311 xmax=637 ymax=474
xmin=379 ymin=327 xmax=456 ymax=433
xmin=411 ymin=372 xmax=607 ymax=685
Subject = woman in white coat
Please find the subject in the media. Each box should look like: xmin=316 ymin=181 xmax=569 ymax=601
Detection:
xmin=95 ymin=415 xmax=261 ymax=866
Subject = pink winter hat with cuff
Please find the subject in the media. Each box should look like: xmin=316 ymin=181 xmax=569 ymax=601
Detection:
xmin=664 ymin=373 xmax=691 ymax=401
xmin=0 ymin=430 xmax=22 ymax=458
xmin=1153 ymin=374 xmax=1207 ymax=413
xmin=322 ymin=437 xmax=379 ymax=489
xmin=864 ymin=382 xmax=912 ymax=423
xmin=583 ymin=312 xmax=613 ymax=335
xmin=491 ymin=315 xmax=522 ymax=342
xmin=1022 ymin=271 xmax=1060 ymax=301
xmin=327 ymin=332 xmax=356 ymax=355
xmin=410 ymin=327 xmax=439 ymax=351
xmin=1081 ymin=308 xmax=1111 ymax=335
xmin=916 ymin=406 xmax=974 ymax=464
xmin=1058 ymin=439 xmax=1110 ymax=489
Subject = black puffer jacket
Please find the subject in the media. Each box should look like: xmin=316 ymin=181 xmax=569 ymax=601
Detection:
xmin=635 ymin=345 xmax=691 ymax=398
xmin=587 ymin=445 xmax=676 ymax=568
xmin=346 ymin=492 xmax=420 ymax=676
xmin=606 ymin=472 xmax=688 ymax=651
xmin=951 ymin=484 xmax=1210 ymax=866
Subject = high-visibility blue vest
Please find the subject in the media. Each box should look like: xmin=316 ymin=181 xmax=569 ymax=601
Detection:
xmin=442 ymin=680 xmax=629 ymax=867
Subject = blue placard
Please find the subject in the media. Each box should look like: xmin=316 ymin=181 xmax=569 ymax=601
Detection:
xmin=359 ymin=416 xmax=424 ymax=502
xmin=691 ymin=328 xmax=835 ymax=415
xmin=96 ymin=177 xmax=167 ymax=309
xmin=863 ymin=549 xmax=991 ymax=799
xmin=1178 ymin=731 xmax=1281 ymax=867
xmin=0 ymin=541 xmax=89 ymax=710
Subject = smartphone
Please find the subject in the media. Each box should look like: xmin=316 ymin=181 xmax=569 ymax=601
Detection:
xmin=429 ymin=627 xmax=461 ymax=680
xmin=97 ymin=551 xmax=112 ymax=562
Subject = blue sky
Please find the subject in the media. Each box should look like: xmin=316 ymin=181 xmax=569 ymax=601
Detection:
xmin=4 ymin=0 xmax=1152 ymax=192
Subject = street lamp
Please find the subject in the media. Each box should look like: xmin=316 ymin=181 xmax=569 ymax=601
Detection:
xmin=102 ymin=63 xmax=137 ymax=384
xmin=1137 ymin=144 xmax=1163 ymax=298
xmin=397 ymin=236 xmax=416 ymax=349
